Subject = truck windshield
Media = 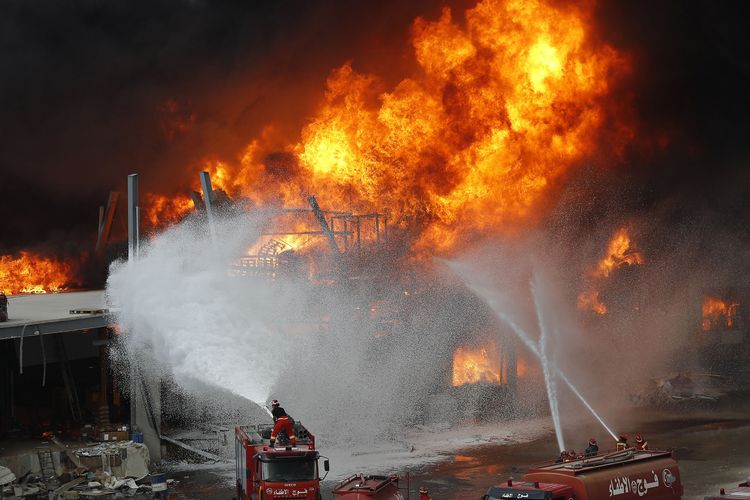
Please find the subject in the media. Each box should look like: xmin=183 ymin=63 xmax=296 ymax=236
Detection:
xmin=261 ymin=460 xmax=317 ymax=482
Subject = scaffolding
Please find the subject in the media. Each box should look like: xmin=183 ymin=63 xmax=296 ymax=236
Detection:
xmin=232 ymin=199 xmax=388 ymax=280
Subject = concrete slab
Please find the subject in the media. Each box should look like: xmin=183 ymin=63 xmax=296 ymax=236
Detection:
xmin=0 ymin=291 xmax=109 ymax=340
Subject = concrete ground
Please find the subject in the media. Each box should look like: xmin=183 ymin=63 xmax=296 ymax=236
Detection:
xmin=404 ymin=411 xmax=750 ymax=499
xmin=164 ymin=409 xmax=750 ymax=499
xmin=5 ymin=409 xmax=746 ymax=498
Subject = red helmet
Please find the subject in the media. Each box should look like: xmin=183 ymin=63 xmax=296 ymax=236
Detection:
xmin=419 ymin=486 xmax=429 ymax=493
xmin=560 ymin=450 xmax=569 ymax=456
xmin=635 ymin=434 xmax=644 ymax=442
xmin=568 ymin=449 xmax=576 ymax=456
xmin=619 ymin=434 xmax=628 ymax=441
xmin=589 ymin=437 xmax=597 ymax=445
xmin=271 ymin=399 xmax=280 ymax=407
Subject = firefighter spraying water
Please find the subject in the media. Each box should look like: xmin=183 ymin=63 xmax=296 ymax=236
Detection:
xmin=235 ymin=400 xmax=329 ymax=500
xmin=269 ymin=400 xmax=296 ymax=448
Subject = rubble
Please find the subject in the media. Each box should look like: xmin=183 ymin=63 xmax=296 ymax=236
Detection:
xmin=0 ymin=465 xmax=15 ymax=486
xmin=630 ymin=372 xmax=736 ymax=407
xmin=0 ymin=439 xmax=158 ymax=499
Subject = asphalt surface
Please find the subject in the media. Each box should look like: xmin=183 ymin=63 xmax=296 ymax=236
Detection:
xmin=166 ymin=410 xmax=750 ymax=499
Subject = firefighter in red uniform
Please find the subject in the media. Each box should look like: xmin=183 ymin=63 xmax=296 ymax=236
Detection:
xmin=634 ymin=434 xmax=648 ymax=450
xmin=419 ymin=486 xmax=431 ymax=500
xmin=616 ymin=434 xmax=629 ymax=451
xmin=269 ymin=400 xmax=296 ymax=447
xmin=270 ymin=399 xmax=286 ymax=420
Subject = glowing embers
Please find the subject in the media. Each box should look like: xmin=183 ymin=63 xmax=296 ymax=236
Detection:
xmin=452 ymin=341 xmax=504 ymax=387
xmin=702 ymin=296 xmax=740 ymax=331
xmin=0 ymin=251 xmax=77 ymax=294
xmin=578 ymin=227 xmax=644 ymax=315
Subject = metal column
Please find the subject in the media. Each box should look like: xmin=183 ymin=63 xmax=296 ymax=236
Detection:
xmin=127 ymin=174 xmax=139 ymax=263
xmin=308 ymin=196 xmax=340 ymax=254
xmin=375 ymin=214 xmax=380 ymax=247
xmin=96 ymin=191 xmax=119 ymax=255
xmin=199 ymin=171 xmax=217 ymax=245
xmin=356 ymin=217 xmax=361 ymax=258
xmin=126 ymin=173 xmax=161 ymax=461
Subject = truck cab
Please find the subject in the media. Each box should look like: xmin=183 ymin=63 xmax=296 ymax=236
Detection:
xmin=235 ymin=423 xmax=329 ymax=500
xmin=484 ymin=448 xmax=683 ymax=500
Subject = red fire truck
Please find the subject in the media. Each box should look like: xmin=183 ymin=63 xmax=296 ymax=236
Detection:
xmin=483 ymin=448 xmax=683 ymax=500
xmin=703 ymin=477 xmax=750 ymax=500
xmin=332 ymin=474 xmax=405 ymax=499
xmin=235 ymin=422 xmax=329 ymax=500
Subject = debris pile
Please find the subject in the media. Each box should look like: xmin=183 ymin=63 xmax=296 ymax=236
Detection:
xmin=630 ymin=372 xmax=736 ymax=407
xmin=0 ymin=436 xmax=178 ymax=499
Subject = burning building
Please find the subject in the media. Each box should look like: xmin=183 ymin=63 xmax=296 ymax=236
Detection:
xmin=2 ymin=0 xmax=750 ymax=459
xmin=697 ymin=290 xmax=750 ymax=376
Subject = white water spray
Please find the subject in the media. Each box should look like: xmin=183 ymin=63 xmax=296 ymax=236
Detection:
xmin=447 ymin=260 xmax=618 ymax=441
xmin=107 ymin=212 xmax=296 ymax=406
xmin=555 ymin=371 xmax=618 ymax=441
xmin=531 ymin=278 xmax=565 ymax=452
xmin=109 ymin=212 xmax=481 ymax=446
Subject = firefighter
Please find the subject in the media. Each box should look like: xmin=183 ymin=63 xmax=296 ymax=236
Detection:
xmin=419 ymin=486 xmax=431 ymax=500
xmin=270 ymin=399 xmax=285 ymax=421
xmin=555 ymin=450 xmax=569 ymax=463
xmin=584 ymin=437 xmax=599 ymax=457
xmin=634 ymin=434 xmax=648 ymax=450
xmin=565 ymin=449 xmax=578 ymax=462
xmin=269 ymin=405 xmax=296 ymax=447
xmin=616 ymin=434 xmax=629 ymax=451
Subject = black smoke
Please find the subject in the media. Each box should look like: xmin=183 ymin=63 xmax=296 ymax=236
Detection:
xmin=0 ymin=0 xmax=455 ymax=251
xmin=1 ymin=0 xmax=750 ymax=255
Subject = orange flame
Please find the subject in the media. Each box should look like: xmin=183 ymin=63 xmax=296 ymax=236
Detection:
xmin=296 ymin=0 xmax=628 ymax=252
xmin=0 ymin=251 xmax=78 ymax=295
xmin=577 ymin=290 xmax=608 ymax=315
xmin=516 ymin=355 xmax=529 ymax=379
xmin=578 ymin=227 xmax=643 ymax=314
xmin=162 ymin=0 xmax=631 ymax=254
xmin=593 ymin=227 xmax=644 ymax=278
xmin=142 ymin=193 xmax=195 ymax=230
xmin=702 ymin=296 xmax=739 ymax=331
xmin=452 ymin=341 xmax=503 ymax=386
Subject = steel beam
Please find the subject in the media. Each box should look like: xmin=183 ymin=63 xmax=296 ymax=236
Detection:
xmin=96 ymin=192 xmax=119 ymax=255
xmin=308 ymin=196 xmax=340 ymax=254
xmin=0 ymin=315 xmax=109 ymax=341
xmin=199 ymin=171 xmax=217 ymax=245
xmin=135 ymin=206 xmax=141 ymax=258
xmin=261 ymin=231 xmax=353 ymax=236
xmin=375 ymin=214 xmax=380 ymax=246
xmin=127 ymin=174 xmax=139 ymax=262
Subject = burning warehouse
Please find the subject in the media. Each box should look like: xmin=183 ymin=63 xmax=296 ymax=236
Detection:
xmin=3 ymin=0 xmax=750 ymax=496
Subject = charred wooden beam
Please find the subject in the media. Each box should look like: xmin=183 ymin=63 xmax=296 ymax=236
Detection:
xmin=308 ymin=196 xmax=340 ymax=255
